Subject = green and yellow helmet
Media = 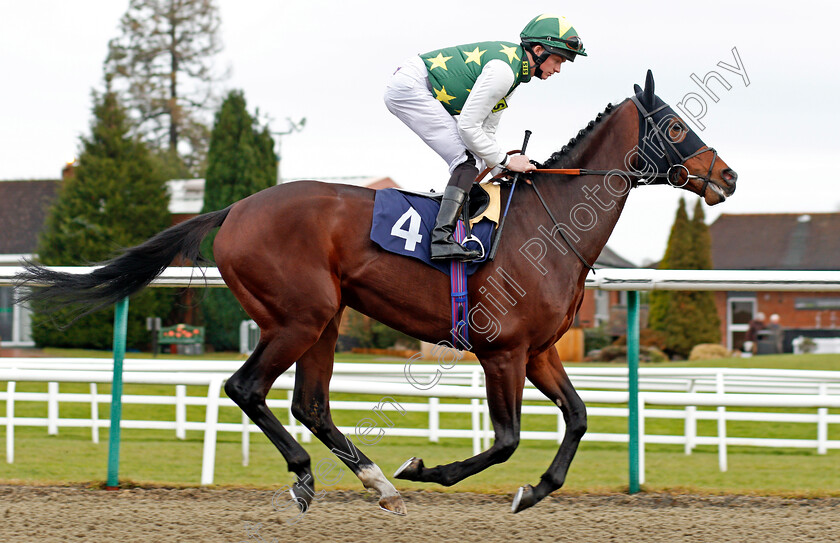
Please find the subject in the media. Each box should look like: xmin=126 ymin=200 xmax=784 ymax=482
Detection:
xmin=520 ymin=14 xmax=587 ymax=63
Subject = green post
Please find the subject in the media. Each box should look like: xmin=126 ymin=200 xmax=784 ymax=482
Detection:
xmin=627 ymin=290 xmax=640 ymax=494
xmin=106 ymin=297 xmax=129 ymax=489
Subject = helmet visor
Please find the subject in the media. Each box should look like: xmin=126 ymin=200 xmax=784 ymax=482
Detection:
xmin=542 ymin=44 xmax=578 ymax=62
xmin=528 ymin=35 xmax=584 ymax=61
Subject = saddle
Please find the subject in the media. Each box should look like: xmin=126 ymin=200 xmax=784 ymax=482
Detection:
xmin=395 ymin=183 xmax=492 ymax=223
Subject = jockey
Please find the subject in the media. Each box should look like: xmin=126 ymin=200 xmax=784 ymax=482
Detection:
xmin=384 ymin=14 xmax=587 ymax=261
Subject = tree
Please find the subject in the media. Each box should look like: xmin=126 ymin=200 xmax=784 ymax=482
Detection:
xmin=32 ymin=91 xmax=172 ymax=349
xmin=105 ymin=0 xmax=225 ymax=175
xmin=200 ymin=90 xmax=277 ymax=350
xmin=648 ymin=198 xmax=720 ymax=358
xmin=647 ymin=198 xmax=690 ymax=331
xmin=687 ymin=199 xmax=721 ymax=345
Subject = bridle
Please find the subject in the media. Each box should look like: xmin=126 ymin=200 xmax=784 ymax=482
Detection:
xmin=527 ymin=97 xmax=719 ymax=193
xmin=627 ymin=94 xmax=719 ymax=197
xmin=484 ymin=97 xmax=720 ymax=271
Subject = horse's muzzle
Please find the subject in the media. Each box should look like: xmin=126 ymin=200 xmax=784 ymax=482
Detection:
xmin=721 ymin=168 xmax=738 ymax=194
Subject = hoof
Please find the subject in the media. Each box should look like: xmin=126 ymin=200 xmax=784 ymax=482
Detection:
xmin=393 ymin=457 xmax=424 ymax=481
xmin=511 ymin=485 xmax=537 ymax=514
xmin=290 ymin=480 xmax=313 ymax=513
xmin=378 ymin=494 xmax=407 ymax=516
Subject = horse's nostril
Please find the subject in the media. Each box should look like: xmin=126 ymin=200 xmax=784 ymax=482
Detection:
xmin=722 ymin=169 xmax=737 ymax=184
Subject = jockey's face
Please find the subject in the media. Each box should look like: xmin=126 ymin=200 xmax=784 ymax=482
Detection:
xmin=537 ymin=53 xmax=566 ymax=79
xmin=527 ymin=45 xmax=567 ymax=79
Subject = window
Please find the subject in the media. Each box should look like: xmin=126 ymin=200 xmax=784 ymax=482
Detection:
xmin=594 ymin=289 xmax=610 ymax=326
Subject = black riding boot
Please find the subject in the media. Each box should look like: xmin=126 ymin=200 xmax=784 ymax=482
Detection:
xmin=430 ymin=185 xmax=481 ymax=261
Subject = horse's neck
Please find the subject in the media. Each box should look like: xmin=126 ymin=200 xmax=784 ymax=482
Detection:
xmin=512 ymin=100 xmax=638 ymax=274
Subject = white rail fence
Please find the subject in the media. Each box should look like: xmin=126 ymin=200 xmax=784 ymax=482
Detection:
xmin=2 ymin=360 xmax=839 ymax=485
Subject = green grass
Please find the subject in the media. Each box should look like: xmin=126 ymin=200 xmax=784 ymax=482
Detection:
xmin=1 ymin=351 xmax=839 ymax=494
xmin=639 ymin=352 xmax=840 ymax=372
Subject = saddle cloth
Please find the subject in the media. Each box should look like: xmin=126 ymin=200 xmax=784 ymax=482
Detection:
xmin=370 ymin=183 xmax=500 ymax=276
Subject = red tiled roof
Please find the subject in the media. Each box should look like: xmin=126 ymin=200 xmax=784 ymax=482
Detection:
xmin=709 ymin=213 xmax=840 ymax=270
xmin=0 ymin=180 xmax=61 ymax=255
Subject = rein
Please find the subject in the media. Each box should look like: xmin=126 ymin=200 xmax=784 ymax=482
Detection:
xmin=475 ymin=160 xmax=596 ymax=271
xmin=473 ymin=97 xmax=720 ymax=270
xmin=526 ymin=97 xmax=717 ymax=190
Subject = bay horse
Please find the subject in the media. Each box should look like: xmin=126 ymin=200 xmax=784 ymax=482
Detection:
xmin=17 ymin=70 xmax=736 ymax=515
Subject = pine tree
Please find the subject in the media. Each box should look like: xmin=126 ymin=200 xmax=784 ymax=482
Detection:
xmin=647 ymin=198 xmax=690 ymax=331
xmin=687 ymin=199 xmax=721 ymax=345
xmin=105 ymin=0 xmax=225 ymax=175
xmin=200 ymin=90 xmax=276 ymax=350
xmin=32 ymin=91 xmax=172 ymax=349
xmin=648 ymin=198 xmax=721 ymax=358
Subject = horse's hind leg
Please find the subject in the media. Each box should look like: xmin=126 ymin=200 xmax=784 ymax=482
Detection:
xmin=511 ymin=347 xmax=587 ymax=513
xmin=291 ymin=309 xmax=407 ymax=515
xmin=224 ymin=329 xmax=323 ymax=512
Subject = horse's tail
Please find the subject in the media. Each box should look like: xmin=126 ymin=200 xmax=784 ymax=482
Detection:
xmin=15 ymin=206 xmax=233 ymax=322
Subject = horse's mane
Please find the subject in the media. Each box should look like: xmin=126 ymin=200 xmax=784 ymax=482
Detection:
xmin=540 ymin=99 xmax=627 ymax=169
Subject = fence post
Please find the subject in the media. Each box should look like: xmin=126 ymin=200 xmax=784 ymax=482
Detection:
xmin=429 ymin=397 xmax=439 ymax=443
xmin=716 ymin=371 xmax=728 ymax=472
xmin=47 ymin=382 xmax=58 ymax=435
xmin=242 ymin=412 xmax=250 ymax=467
xmin=471 ymin=371 xmax=481 ymax=456
xmin=639 ymin=393 xmax=646 ymax=485
xmin=6 ymin=381 xmax=15 ymax=463
xmin=175 ymin=385 xmax=187 ymax=440
xmin=817 ymin=384 xmax=828 ymax=455
xmin=482 ymin=370 xmax=491 ymax=450
xmin=201 ymin=377 xmax=223 ymax=485
xmin=685 ymin=379 xmax=696 ymax=455
xmin=106 ymin=297 xmax=129 ymax=489
xmin=557 ymin=410 xmax=564 ymax=445
xmin=90 ymin=383 xmax=99 ymax=444
xmin=627 ymin=290 xmax=641 ymax=494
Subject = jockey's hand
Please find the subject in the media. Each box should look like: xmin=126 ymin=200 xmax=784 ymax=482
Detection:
xmin=506 ymin=154 xmax=536 ymax=173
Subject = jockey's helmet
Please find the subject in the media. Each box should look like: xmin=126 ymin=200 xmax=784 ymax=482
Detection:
xmin=520 ymin=14 xmax=587 ymax=63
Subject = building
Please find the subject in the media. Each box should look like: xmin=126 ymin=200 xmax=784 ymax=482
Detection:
xmin=0 ymin=179 xmax=62 ymax=346
xmin=709 ymin=213 xmax=840 ymax=351
xmin=1 ymin=175 xmax=400 ymax=347
xmin=577 ymin=245 xmax=638 ymax=334
xmin=168 ymin=176 xmax=399 ymax=224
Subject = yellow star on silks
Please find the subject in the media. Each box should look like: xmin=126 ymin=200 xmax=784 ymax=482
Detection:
xmin=499 ymin=44 xmax=520 ymax=63
xmin=535 ymin=14 xmax=572 ymax=38
xmin=425 ymin=52 xmax=453 ymax=71
xmin=463 ymin=46 xmax=486 ymax=66
xmin=433 ymin=85 xmax=456 ymax=105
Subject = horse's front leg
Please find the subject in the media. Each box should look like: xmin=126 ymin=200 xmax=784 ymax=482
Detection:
xmin=511 ymin=347 xmax=587 ymax=513
xmin=394 ymin=350 xmax=526 ymax=487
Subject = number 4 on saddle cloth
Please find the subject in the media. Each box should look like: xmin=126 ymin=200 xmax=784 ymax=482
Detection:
xmin=370 ymin=183 xmax=501 ymax=348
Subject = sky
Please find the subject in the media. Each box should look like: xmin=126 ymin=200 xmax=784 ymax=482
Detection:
xmin=1 ymin=1 xmax=839 ymax=265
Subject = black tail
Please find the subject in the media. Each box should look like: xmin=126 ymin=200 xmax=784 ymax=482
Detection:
xmin=15 ymin=206 xmax=233 ymax=321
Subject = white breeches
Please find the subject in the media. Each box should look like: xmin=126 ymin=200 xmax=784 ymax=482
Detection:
xmin=384 ymin=56 xmax=486 ymax=187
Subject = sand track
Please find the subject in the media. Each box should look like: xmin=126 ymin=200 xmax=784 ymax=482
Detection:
xmin=1 ymin=485 xmax=838 ymax=542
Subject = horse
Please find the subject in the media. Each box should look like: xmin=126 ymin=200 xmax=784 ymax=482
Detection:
xmin=17 ymin=70 xmax=736 ymax=516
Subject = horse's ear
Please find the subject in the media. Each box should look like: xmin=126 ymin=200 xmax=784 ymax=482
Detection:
xmin=644 ymin=70 xmax=655 ymax=102
xmin=633 ymin=83 xmax=643 ymax=95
